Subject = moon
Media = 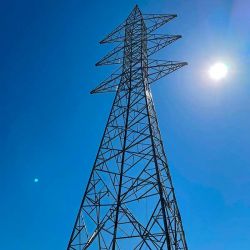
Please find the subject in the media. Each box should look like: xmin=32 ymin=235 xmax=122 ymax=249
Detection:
xmin=208 ymin=62 xmax=228 ymax=81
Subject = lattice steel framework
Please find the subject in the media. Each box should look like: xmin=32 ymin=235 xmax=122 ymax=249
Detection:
xmin=68 ymin=5 xmax=188 ymax=250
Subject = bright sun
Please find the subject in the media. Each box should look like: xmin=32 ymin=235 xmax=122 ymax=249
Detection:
xmin=208 ymin=62 xmax=228 ymax=81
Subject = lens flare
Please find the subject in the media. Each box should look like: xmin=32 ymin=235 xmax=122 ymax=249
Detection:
xmin=34 ymin=178 xmax=39 ymax=183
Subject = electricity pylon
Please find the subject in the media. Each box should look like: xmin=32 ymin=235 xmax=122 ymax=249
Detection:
xmin=68 ymin=5 xmax=188 ymax=250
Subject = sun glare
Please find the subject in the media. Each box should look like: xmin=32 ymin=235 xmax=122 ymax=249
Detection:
xmin=209 ymin=62 xmax=228 ymax=81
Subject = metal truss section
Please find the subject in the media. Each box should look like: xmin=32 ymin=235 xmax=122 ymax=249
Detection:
xmin=68 ymin=5 xmax=188 ymax=250
xmin=96 ymin=35 xmax=182 ymax=66
xmin=91 ymin=60 xmax=186 ymax=94
xmin=142 ymin=14 xmax=177 ymax=34
xmin=100 ymin=13 xmax=177 ymax=44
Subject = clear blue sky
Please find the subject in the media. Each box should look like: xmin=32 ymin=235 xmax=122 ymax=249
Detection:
xmin=0 ymin=0 xmax=249 ymax=249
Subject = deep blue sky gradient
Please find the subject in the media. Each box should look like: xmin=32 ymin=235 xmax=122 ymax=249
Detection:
xmin=1 ymin=0 xmax=250 ymax=249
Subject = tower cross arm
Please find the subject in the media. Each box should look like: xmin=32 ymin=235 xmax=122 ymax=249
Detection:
xmin=142 ymin=14 xmax=178 ymax=33
xmin=91 ymin=60 xmax=187 ymax=94
xmin=96 ymin=34 xmax=182 ymax=67
xmin=100 ymin=22 xmax=126 ymax=44
xmin=90 ymin=67 xmax=122 ymax=94
xmin=147 ymin=60 xmax=188 ymax=84
xmin=99 ymin=11 xmax=177 ymax=44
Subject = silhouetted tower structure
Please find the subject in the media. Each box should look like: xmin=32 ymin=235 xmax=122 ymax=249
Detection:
xmin=68 ymin=5 xmax=188 ymax=250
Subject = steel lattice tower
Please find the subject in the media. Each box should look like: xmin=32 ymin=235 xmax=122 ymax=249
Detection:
xmin=68 ymin=5 xmax=188 ymax=250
